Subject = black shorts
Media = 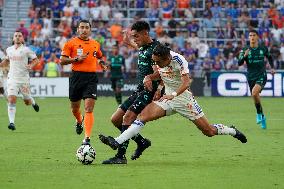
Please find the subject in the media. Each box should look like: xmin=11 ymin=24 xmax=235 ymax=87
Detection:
xmin=69 ymin=71 xmax=98 ymax=102
xmin=120 ymin=87 xmax=155 ymax=115
xmin=248 ymin=75 xmax=267 ymax=93
xmin=111 ymin=78 xmax=124 ymax=90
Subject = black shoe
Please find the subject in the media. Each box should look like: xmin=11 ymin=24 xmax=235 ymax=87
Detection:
xmin=32 ymin=103 xmax=39 ymax=112
xmin=8 ymin=123 xmax=16 ymax=131
xmin=102 ymin=155 xmax=127 ymax=164
xmin=131 ymin=138 xmax=151 ymax=160
xmin=75 ymin=116 xmax=84 ymax=135
xmin=231 ymin=126 xmax=247 ymax=143
xmin=82 ymin=137 xmax=90 ymax=145
xmin=98 ymin=134 xmax=119 ymax=150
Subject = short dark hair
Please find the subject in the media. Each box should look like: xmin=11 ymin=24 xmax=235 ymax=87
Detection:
xmin=14 ymin=30 xmax=23 ymax=35
xmin=153 ymin=43 xmax=171 ymax=58
xmin=77 ymin=20 xmax=92 ymax=28
xmin=249 ymin=29 xmax=259 ymax=36
xmin=131 ymin=21 xmax=150 ymax=32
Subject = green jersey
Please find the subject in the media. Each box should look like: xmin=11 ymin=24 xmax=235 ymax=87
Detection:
xmin=137 ymin=39 xmax=160 ymax=89
xmin=238 ymin=45 xmax=273 ymax=80
xmin=108 ymin=55 xmax=125 ymax=79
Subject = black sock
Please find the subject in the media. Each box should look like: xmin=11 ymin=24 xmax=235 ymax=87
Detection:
xmin=255 ymin=103 xmax=263 ymax=114
xmin=132 ymin=134 xmax=146 ymax=146
xmin=115 ymin=93 xmax=122 ymax=104
xmin=116 ymin=125 xmax=130 ymax=158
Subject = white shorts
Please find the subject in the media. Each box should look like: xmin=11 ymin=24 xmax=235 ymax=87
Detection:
xmin=7 ymin=80 xmax=31 ymax=99
xmin=154 ymin=92 xmax=204 ymax=121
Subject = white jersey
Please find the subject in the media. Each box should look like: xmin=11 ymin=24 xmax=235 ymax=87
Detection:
xmin=158 ymin=51 xmax=190 ymax=94
xmin=155 ymin=51 xmax=204 ymax=120
xmin=6 ymin=44 xmax=37 ymax=82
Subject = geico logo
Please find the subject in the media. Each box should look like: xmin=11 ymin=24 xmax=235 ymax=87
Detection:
xmin=217 ymin=73 xmax=284 ymax=97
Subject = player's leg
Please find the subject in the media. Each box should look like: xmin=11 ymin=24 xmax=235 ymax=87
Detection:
xmin=250 ymin=77 xmax=267 ymax=128
xmin=82 ymin=98 xmax=95 ymax=145
xmin=6 ymin=80 xmax=21 ymax=130
xmin=81 ymin=73 xmax=98 ymax=144
xmin=115 ymin=102 xmax=166 ymax=144
xmin=192 ymin=115 xmax=247 ymax=143
xmin=100 ymin=99 xmax=168 ymax=161
xmin=174 ymin=95 xmax=247 ymax=143
xmin=20 ymin=83 xmax=39 ymax=112
xmin=101 ymin=90 xmax=154 ymax=164
xmin=114 ymin=79 xmax=123 ymax=105
xmin=7 ymin=95 xmax=17 ymax=130
xmin=69 ymin=72 xmax=84 ymax=135
xmin=251 ymin=84 xmax=263 ymax=123
xmin=71 ymin=100 xmax=83 ymax=135
xmin=120 ymin=90 xmax=155 ymax=160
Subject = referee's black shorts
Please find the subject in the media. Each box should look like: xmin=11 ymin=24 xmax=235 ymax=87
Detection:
xmin=69 ymin=71 xmax=98 ymax=102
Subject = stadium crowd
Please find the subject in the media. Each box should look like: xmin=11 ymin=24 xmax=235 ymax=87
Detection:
xmin=1 ymin=0 xmax=284 ymax=80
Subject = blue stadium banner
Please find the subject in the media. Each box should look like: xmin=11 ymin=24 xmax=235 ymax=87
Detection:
xmin=211 ymin=71 xmax=284 ymax=97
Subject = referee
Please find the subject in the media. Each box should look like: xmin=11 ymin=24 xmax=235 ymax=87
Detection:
xmin=60 ymin=20 xmax=107 ymax=146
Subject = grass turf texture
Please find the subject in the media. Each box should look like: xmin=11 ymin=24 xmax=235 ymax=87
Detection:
xmin=0 ymin=97 xmax=283 ymax=189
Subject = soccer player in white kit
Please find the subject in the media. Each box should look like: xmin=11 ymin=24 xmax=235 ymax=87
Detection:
xmin=99 ymin=44 xmax=247 ymax=153
xmin=0 ymin=31 xmax=40 ymax=131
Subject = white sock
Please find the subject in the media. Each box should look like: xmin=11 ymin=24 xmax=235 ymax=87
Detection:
xmin=213 ymin=124 xmax=236 ymax=136
xmin=8 ymin=103 xmax=16 ymax=123
xmin=29 ymin=97 xmax=36 ymax=105
xmin=115 ymin=120 xmax=145 ymax=144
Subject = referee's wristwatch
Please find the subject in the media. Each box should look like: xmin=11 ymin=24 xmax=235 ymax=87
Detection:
xmin=74 ymin=57 xmax=79 ymax=62
xmin=171 ymin=92 xmax=177 ymax=97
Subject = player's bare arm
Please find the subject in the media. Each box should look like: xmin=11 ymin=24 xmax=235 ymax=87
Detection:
xmin=143 ymin=65 xmax=161 ymax=91
xmin=0 ymin=58 xmax=9 ymax=67
xmin=26 ymin=58 xmax=40 ymax=70
xmin=123 ymin=30 xmax=139 ymax=50
xmin=265 ymin=51 xmax=275 ymax=75
xmin=159 ymin=74 xmax=191 ymax=101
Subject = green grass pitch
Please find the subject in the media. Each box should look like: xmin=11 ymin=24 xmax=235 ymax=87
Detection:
xmin=0 ymin=97 xmax=283 ymax=189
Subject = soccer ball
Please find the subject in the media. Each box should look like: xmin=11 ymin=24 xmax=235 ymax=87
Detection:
xmin=76 ymin=145 xmax=96 ymax=165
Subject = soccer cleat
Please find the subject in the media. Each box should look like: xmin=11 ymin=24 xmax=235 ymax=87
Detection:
xmin=230 ymin=126 xmax=247 ymax=143
xmin=102 ymin=155 xmax=127 ymax=164
xmin=82 ymin=137 xmax=90 ymax=145
xmin=32 ymin=103 xmax=40 ymax=112
xmin=260 ymin=116 xmax=267 ymax=129
xmin=98 ymin=134 xmax=119 ymax=150
xmin=131 ymin=138 xmax=151 ymax=160
xmin=75 ymin=116 xmax=84 ymax=135
xmin=256 ymin=113 xmax=262 ymax=124
xmin=8 ymin=123 xmax=16 ymax=131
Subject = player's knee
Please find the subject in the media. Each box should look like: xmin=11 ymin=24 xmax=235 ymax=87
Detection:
xmin=202 ymin=128 xmax=215 ymax=137
xmin=110 ymin=114 xmax=119 ymax=125
xmin=123 ymin=112 xmax=137 ymax=124
xmin=24 ymin=100 xmax=31 ymax=105
xmin=8 ymin=97 xmax=16 ymax=104
xmin=84 ymin=107 xmax=93 ymax=113
xmin=251 ymin=92 xmax=259 ymax=98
